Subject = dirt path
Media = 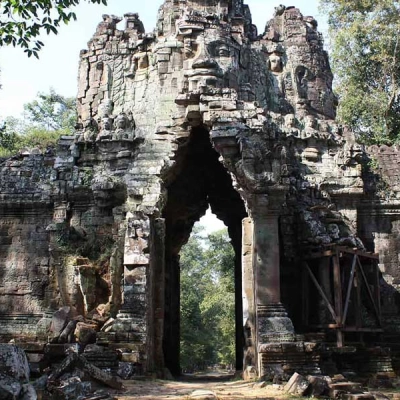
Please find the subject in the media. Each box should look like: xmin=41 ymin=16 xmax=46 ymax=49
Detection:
xmin=114 ymin=373 xmax=287 ymax=400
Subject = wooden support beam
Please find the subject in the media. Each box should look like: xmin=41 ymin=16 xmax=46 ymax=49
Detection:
xmin=341 ymin=327 xmax=383 ymax=333
xmin=305 ymin=250 xmax=335 ymax=259
xmin=337 ymin=246 xmax=379 ymax=260
xmin=309 ymin=324 xmax=339 ymax=329
xmin=302 ymin=262 xmax=309 ymax=328
xmin=333 ymin=253 xmax=343 ymax=347
xmin=374 ymin=260 xmax=381 ymax=320
xmin=356 ymin=257 xmax=382 ymax=326
xmin=304 ymin=262 xmax=337 ymax=322
xmin=342 ymin=254 xmax=357 ymax=326
xmin=355 ymin=268 xmax=362 ymax=329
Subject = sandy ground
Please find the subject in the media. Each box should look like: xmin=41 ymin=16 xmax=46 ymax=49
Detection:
xmin=112 ymin=373 xmax=287 ymax=400
xmin=91 ymin=371 xmax=400 ymax=400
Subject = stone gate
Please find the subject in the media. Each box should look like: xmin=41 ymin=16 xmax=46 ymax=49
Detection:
xmin=1 ymin=0 xmax=400 ymax=378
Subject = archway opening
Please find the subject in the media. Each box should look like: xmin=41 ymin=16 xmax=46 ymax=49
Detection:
xmin=162 ymin=125 xmax=247 ymax=376
xmin=179 ymin=213 xmax=234 ymax=374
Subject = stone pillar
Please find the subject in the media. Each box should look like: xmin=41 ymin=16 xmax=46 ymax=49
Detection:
xmin=112 ymin=212 xmax=150 ymax=361
xmin=232 ymin=227 xmax=244 ymax=372
xmin=163 ymin=252 xmax=180 ymax=376
xmin=250 ymin=193 xmax=295 ymax=376
xmin=253 ymin=201 xmax=281 ymax=307
xmin=147 ymin=218 xmax=166 ymax=374
xmin=242 ymin=217 xmax=257 ymax=370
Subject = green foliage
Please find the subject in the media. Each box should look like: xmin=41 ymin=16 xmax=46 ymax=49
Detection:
xmin=0 ymin=118 xmax=19 ymax=154
xmin=0 ymin=0 xmax=107 ymax=57
xmin=367 ymin=156 xmax=379 ymax=171
xmin=24 ymin=88 xmax=77 ymax=131
xmin=0 ymin=89 xmax=76 ymax=156
xmin=180 ymin=225 xmax=236 ymax=371
xmin=321 ymin=0 xmax=400 ymax=144
xmin=56 ymin=221 xmax=115 ymax=264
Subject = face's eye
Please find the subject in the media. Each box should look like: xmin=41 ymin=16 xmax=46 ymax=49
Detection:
xmin=217 ymin=45 xmax=230 ymax=57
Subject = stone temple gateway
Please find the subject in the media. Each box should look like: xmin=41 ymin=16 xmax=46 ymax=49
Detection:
xmin=2 ymin=0 xmax=400 ymax=378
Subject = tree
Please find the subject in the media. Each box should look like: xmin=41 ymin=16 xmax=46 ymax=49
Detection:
xmin=180 ymin=225 xmax=236 ymax=372
xmin=0 ymin=118 xmax=19 ymax=153
xmin=322 ymin=0 xmax=400 ymax=144
xmin=0 ymin=0 xmax=107 ymax=57
xmin=0 ymin=89 xmax=76 ymax=156
xmin=24 ymin=88 xmax=76 ymax=131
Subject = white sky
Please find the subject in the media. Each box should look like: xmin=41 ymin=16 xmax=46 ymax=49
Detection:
xmin=0 ymin=0 xmax=326 ymax=232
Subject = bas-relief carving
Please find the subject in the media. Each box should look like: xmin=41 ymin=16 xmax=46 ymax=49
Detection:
xmin=124 ymin=213 xmax=150 ymax=266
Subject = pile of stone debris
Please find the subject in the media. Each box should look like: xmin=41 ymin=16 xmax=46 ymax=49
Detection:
xmin=0 ymin=304 xmax=146 ymax=399
xmin=49 ymin=305 xmax=112 ymax=346
xmin=0 ymin=343 xmax=124 ymax=399
xmin=42 ymin=306 xmax=141 ymax=381
xmin=282 ymin=371 xmax=395 ymax=400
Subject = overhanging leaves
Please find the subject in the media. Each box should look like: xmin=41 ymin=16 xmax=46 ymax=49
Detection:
xmin=0 ymin=0 xmax=108 ymax=57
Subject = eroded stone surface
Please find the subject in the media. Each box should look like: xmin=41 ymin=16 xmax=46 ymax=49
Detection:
xmin=0 ymin=345 xmax=30 ymax=382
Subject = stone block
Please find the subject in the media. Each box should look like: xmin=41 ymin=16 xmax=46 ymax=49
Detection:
xmin=370 ymin=392 xmax=391 ymax=400
xmin=284 ymin=372 xmax=310 ymax=396
xmin=307 ymin=375 xmax=330 ymax=396
xmin=329 ymin=382 xmax=363 ymax=398
xmin=0 ymin=345 xmax=30 ymax=381
xmin=19 ymin=383 xmax=37 ymax=400
xmin=189 ymin=390 xmax=217 ymax=399
xmin=343 ymin=394 xmax=375 ymax=400
xmin=74 ymin=322 xmax=97 ymax=345
xmin=116 ymin=362 xmax=141 ymax=380
xmin=120 ymin=352 xmax=140 ymax=363
xmin=49 ymin=353 xmax=123 ymax=389
xmin=0 ymin=374 xmax=22 ymax=399
xmin=45 ymin=344 xmax=79 ymax=357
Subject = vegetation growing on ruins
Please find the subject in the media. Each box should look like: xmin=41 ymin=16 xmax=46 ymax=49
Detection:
xmin=0 ymin=0 xmax=107 ymax=57
xmin=180 ymin=226 xmax=236 ymax=372
xmin=322 ymin=0 xmax=400 ymax=145
xmin=0 ymin=89 xmax=75 ymax=155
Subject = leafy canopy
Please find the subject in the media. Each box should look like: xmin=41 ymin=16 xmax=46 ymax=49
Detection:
xmin=321 ymin=0 xmax=400 ymax=144
xmin=180 ymin=226 xmax=236 ymax=371
xmin=0 ymin=89 xmax=76 ymax=156
xmin=0 ymin=0 xmax=107 ymax=57
xmin=24 ymin=88 xmax=77 ymax=131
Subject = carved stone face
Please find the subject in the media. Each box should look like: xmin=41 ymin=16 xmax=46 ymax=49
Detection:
xmin=305 ymin=115 xmax=317 ymax=129
xmin=99 ymin=99 xmax=114 ymax=118
xmin=102 ymin=116 xmax=112 ymax=131
xmin=115 ymin=113 xmax=128 ymax=130
xmin=328 ymin=223 xmax=340 ymax=239
xmin=269 ymin=52 xmax=283 ymax=73
xmin=319 ymin=120 xmax=329 ymax=132
xmin=185 ymin=29 xmax=240 ymax=92
xmin=284 ymin=114 xmax=296 ymax=128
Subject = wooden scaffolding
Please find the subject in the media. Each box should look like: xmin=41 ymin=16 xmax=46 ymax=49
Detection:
xmin=302 ymin=245 xmax=381 ymax=347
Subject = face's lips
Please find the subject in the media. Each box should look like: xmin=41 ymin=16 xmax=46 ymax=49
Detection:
xmin=191 ymin=58 xmax=218 ymax=69
xmin=186 ymin=57 xmax=223 ymax=79
xmin=185 ymin=68 xmax=223 ymax=78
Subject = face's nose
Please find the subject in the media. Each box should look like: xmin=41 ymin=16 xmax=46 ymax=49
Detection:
xmin=191 ymin=58 xmax=218 ymax=69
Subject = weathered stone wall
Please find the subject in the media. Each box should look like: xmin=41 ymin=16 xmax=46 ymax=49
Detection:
xmin=0 ymin=154 xmax=54 ymax=340
xmin=358 ymin=145 xmax=400 ymax=333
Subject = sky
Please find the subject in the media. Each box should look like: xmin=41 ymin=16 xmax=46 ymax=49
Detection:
xmin=0 ymin=0 xmax=326 ymax=231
